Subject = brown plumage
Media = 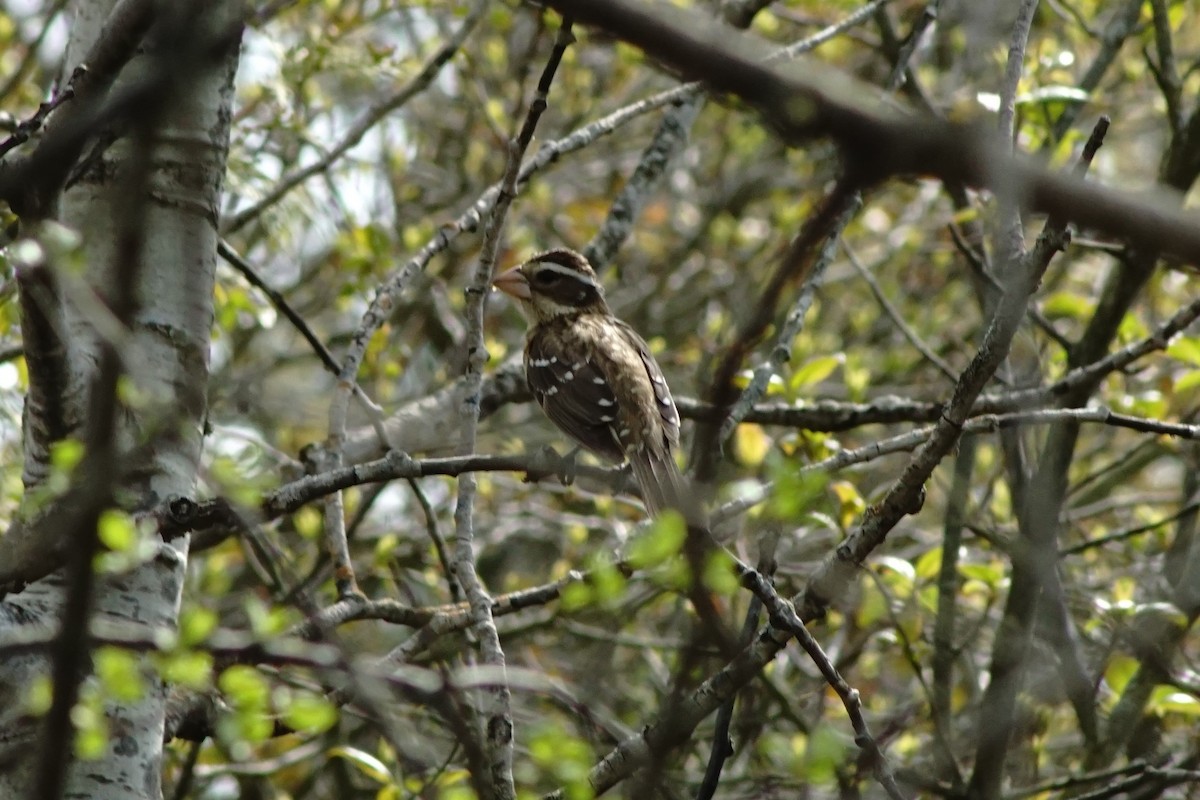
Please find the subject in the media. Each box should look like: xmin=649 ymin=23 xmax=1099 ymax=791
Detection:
xmin=493 ymin=249 xmax=694 ymax=518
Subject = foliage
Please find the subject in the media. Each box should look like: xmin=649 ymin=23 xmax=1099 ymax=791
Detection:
xmin=3 ymin=0 xmax=1200 ymax=797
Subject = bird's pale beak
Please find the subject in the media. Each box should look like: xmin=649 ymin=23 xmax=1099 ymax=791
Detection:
xmin=492 ymin=266 xmax=531 ymax=300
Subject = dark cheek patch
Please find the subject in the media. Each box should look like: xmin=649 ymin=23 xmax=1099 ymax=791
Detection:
xmin=547 ymin=281 xmax=598 ymax=306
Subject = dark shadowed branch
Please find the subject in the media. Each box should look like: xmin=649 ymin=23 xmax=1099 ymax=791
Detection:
xmin=542 ymin=0 xmax=1200 ymax=265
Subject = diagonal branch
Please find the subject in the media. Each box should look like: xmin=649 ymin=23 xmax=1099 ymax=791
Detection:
xmin=454 ymin=14 xmax=575 ymax=800
xmin=543 ymin=0 xmax=1200 ymax=265
xmin=0 ymin=0 xmax=157 ymax=218
xmin=221 ymin=3 xmax=485 ymax=235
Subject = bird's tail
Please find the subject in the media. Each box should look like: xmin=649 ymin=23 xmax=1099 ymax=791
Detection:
xmin=633 ymin=447 xmax=735 ymax=650
xmin=632 ymin=446 xmax=705 ymax=526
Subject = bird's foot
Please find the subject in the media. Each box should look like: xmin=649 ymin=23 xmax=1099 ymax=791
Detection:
xmin=525 ymin=445 xmax=580 ymax=485
xmin=558 ymin=446 xmax=581 ymax=485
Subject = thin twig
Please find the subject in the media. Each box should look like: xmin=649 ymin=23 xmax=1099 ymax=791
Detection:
xmin=317 ymin=4 xmax=487 ymax=599
xmin=692 ymin=181 xmax=862 ymax=480
xmin=695 ymin=530 xmax=779 ymax=800
xmin=719 ymin=197 xmax=859 ymax=442
xmin=408 ymin=476 xmax=460 ymax=602
xmin=0 ymin=64 xmax=85 ymax=160
xmin=732 ymin=562 xmax=908 ymax=799
xmin=0 ymin=0 xmax=71 ymax=105
xmin=217 ymin=240 xmax=340 ymax=374
xmin=583 ymin=0 xmax=893 ymax=272
xmin=34 ymin=78 xmax=160 ymax=800
xmin=454 ymin=15 xmax=575 ymax=800
xmin=217 ymin=239 xmax=387 ymax=429
xmin=712 ymin=405 xmax=1199 ymax=525
xmin=543 ymin=0 xmax=1200 ymax=264
xmin=842 ymin=239 xmax=958 ymax=382
xmin=222 ymin=3 xmax=485 ymax=234
xmin=1060 ymin=495 xmax=1200 ymax=556
xmin=1146 ymin=0 xmax=1182 ymax=136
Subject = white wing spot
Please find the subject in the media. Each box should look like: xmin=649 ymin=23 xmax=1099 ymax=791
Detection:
xmin=531 ymin=358 xmax=551 ymax=367
xmin=544 ymin=386 xmax=559 ymax=396
xmin=592 ymin=376 xmax=606 ymax=385
xmin=597 ymin=398 xmax=614 ymax=407
xmin=562 ymin=370 xmax=574 ymax=381
xmin=599 ymin=414 xmax=615 ymax=423
xmin=549 ymin=356 xmax=558 ymax=364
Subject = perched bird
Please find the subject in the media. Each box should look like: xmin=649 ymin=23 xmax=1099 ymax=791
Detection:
xmin=492 ymin=248 xmax=695 ymax=520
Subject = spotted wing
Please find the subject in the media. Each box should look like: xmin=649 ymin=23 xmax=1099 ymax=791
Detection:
xmin=613 ymin=319 xmax=680 ymax=451
xmin=525 ymin=332 xmax=625 ymax=462
xmin=608 ymin=320 xmax=696 ymax=518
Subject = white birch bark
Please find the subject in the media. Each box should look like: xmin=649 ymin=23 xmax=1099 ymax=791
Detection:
xmin=0 ymin=0 xmax=238 ymax=796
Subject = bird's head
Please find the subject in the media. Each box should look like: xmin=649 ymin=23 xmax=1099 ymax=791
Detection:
xmin=492 ymin=248 xmax=609 ymax=323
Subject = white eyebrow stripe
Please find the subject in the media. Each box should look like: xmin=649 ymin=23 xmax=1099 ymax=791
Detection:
xmin=533 ymin=261 xmax=599 ymax=287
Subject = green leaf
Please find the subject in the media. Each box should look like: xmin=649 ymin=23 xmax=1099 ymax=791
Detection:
xmin=156 ymin=650 xmax=213 ymax=689
xmin=1104 ymin=655 xmax=1139 ymax=697
xmin=219 ymin=665 xmax=270 ymax=709
xmin=1041 ymin=291 xmax=1092 ymax=320
xmin=97 ymin=510 xmax=136 ymax=552
xmin=180 ymin=607 xmax=218 ymax=646
xmin=959 ymin=562 xmax=1004 ymax=587
xmin=804 ymin=725 xmax=850 ymax=783
xmin=95 ymin=647 xmax=144 ymax=702
xmin=857 ymin=582 xmax=886 ymax=627
xmin=559 ymin=582 xmax=593 ymax=612
xmin=1149 ymin=688 xmax=1200 ymax=717
xmin=328 ymin=745 xmax=393 ymax=784
xmin=1173 ymin=370 xmax=1200 ymax=393
xmin=789 ymin=354 xmax=843 ymax=390
xmin=875 ymin=555 xmax=915 ymax=597
xmin=528 ymin=725 xmax=594 ymax=800
xmin=767 ymin=462 xmax=829 ymax=521
xmin=50 ymin=439 xmax=84 ymax=473
xmin=732 ymin=423 xmax=771 ymax=466
xmin=1015 ymin=85 xmax=1089 ymax=106
xmin=914 ymin=546 xmax=943 ymax=581
xmin=71 ymin=699 xmax=108 ymax=760
xmin=589 ymin=559 xmax=627 ymax=604
xmin=1167 ymin=336 xmax=1200 ymax=366
xmin=626 ymin=511 xmax=686 ymax=569
xmin=703 ymin=549 xmax=740 ymax=596
xmin=283 ymin=691 xmax=339 ymax=734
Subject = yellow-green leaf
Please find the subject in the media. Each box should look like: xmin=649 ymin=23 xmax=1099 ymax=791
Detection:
xmin=733 ymin=423 xmax=771 ymax=466
xmin=627 ymin=511 xmax=686 ymax=569
xmin=97 ymin=510 xmax=136 ymax=552
xmin=789 ymin=354 xmax=843 ymax=390
xmin=328 ymin=745 xmax=393 ymax=785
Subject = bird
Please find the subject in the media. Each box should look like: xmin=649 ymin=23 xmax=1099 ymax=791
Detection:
xmin=492 ymin=248 xmax=697 ymax=521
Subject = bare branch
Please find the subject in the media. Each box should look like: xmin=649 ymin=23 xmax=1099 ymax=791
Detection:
xmin=221 ymin=4 xmax=485 ymax=235
xmin=543 ymin=0 xmax=1200 ymax=264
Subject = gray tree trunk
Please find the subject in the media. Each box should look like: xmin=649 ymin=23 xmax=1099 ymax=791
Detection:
xmin=0 ymin=0 xmax=238 ymax=796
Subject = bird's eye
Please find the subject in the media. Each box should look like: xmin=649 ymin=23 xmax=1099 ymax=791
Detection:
xmin=533 ymin=270 xmax=560 ymax=285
